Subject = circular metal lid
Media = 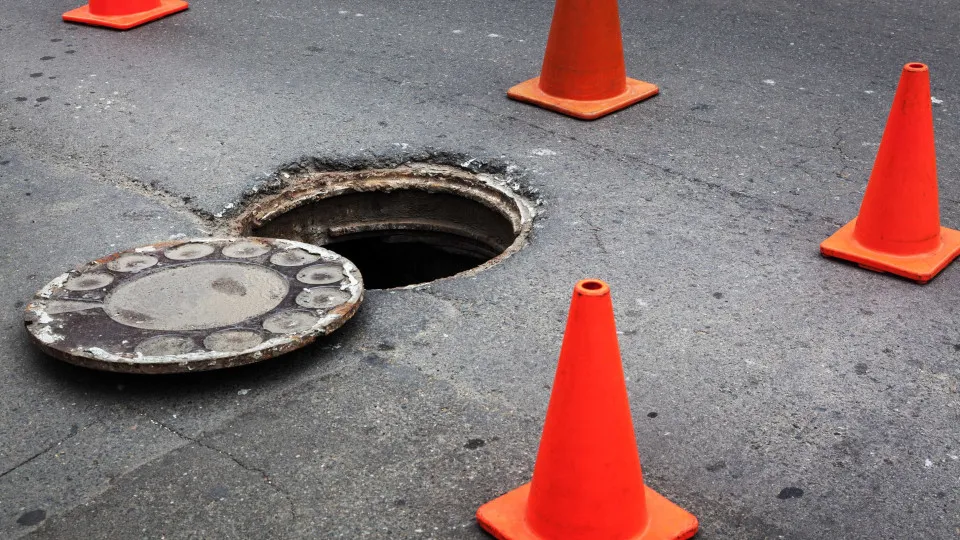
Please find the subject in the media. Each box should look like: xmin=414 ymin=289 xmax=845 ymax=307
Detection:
xmin=24 ymin=238 xmax=364 ymax=374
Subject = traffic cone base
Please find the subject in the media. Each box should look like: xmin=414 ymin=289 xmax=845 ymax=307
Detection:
xmin=63 ymin=0 xmax=188 ymax=30
xmin=508 ymin=76 xmax=659 ymax=120
xmin=820 ymin=217 xmax=960 ymax=283
xmin=477 ymin=482 xmax=698 ymax=540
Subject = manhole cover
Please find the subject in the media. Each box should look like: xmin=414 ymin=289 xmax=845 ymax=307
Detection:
xmin=23 ymin=238 xmax=363 ymax=374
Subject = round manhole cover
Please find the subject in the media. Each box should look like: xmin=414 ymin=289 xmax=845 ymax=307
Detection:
xmin=24 ymin=238 xmax=364 ymax=374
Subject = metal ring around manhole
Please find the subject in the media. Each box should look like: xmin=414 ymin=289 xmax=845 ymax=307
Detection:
xmin=23 ymin=238 xmax=364 ymax=374
xmin=226 ymin=163 xmax=537 ymax=289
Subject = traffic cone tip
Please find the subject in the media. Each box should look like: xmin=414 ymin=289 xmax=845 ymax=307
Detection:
xmin=575 ymin=278 xmax=609 ymax=295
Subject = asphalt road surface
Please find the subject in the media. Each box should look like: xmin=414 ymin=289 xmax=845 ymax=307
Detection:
xmin=1 ymin=0 xmax=959 ymax=538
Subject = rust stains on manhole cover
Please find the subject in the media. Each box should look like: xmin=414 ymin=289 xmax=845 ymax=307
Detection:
xmin=23 ymin=238 xmax=364 ymax=374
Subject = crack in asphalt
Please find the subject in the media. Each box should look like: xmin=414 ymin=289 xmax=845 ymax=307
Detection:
xmin=581 ymin=214 xmax=610 ymax=255
xmin=832 ymin=123 xmax=854 ymax=180
xmin=0 ymin=139 xmax=215 ymax=229
xmin=0 ymin=419 xmax=100 ymax=480
xmin=463 ymin=101 xmax=843 ymax=228
xmin=146 ymin=415 xmax=299 ymax=521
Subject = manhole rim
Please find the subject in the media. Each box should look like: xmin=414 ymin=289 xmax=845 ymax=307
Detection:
xmin=225 ymin=163 xmax=537 ymax=289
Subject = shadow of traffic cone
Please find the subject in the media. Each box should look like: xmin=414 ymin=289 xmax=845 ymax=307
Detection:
xmin=477 ymin=279 xmax=698 ymax=540
xmin=507 ymin=0 xmax=658 ymax=120
xmin=820 ymin=62 xmax=960 ymax=283
xmin=63 ymin=0 xmax=188 ymax=30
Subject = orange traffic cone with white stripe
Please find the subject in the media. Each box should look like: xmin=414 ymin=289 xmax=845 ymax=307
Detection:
xmin=820 ymin=62 xmax=960 ymax=283
xmin=477 ymin=279 xmax=698 ymax=539
xmin=64 ymin=0 xmax=188 ymax=30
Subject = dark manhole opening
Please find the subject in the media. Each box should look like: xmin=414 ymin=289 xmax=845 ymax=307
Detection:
xmin=324 ymin=232 xmax=489 ymax=290
xmin=229 ymin=163 xmax=535 ymax=289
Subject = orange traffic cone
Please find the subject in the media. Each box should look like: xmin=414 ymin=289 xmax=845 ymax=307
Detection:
xmin=63 ymin=0 xmax=188 ymax=30
xmin=477 ymin=280 xmax=698 ymax=540
xmin=507 ymin=0 xmax=659 ymax=120
xmin=820 ymin=62 xmax=960 ymax=283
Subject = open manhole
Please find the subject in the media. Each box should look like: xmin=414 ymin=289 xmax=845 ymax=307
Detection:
xmin=227 ymin=163 xmax=536 ymax=289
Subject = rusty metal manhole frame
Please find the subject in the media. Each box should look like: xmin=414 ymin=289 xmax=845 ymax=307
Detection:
xmin=24 ymin=237 xmax=363 ymax=374
xmin=224 ymin=163 xmax=537 ymax=287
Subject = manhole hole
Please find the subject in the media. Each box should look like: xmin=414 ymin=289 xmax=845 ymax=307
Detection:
xmin=228 ymin=163 xmax=536 ymax=289
xmin=24 ymin=238 xmax=363 ymax=374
